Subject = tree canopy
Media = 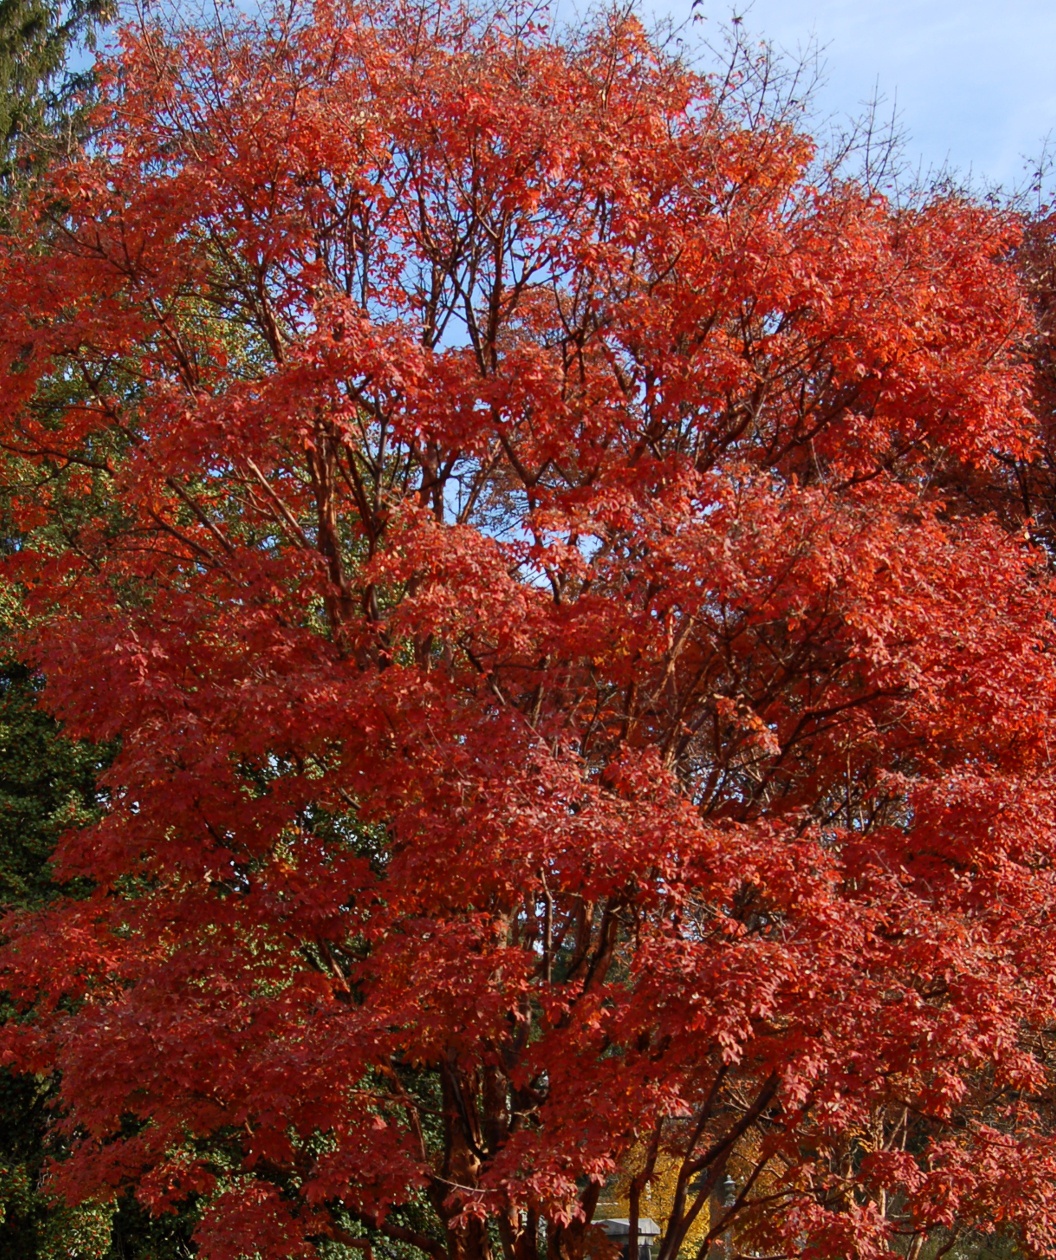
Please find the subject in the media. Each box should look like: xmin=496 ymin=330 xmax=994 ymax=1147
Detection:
xmin=0 ymin=3 xmax=1053 ymax=1259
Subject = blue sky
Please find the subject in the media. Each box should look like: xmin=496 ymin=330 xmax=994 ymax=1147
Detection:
xmin=649 ymin=0 xmax=1056 ymax=191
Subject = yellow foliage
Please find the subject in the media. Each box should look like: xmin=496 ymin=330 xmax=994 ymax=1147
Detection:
xmin=598 ymin=1151 xmax=711 ymax=1260
xmin=598 ymin=1129 xmax=788 ymax=1260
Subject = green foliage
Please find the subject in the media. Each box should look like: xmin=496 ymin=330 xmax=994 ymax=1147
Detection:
xmin=0 ymin=1070 xmax=119 ymax=1259
xmin=0 ymin=654 xmax=112 ymax=1251
xmin=0 ymin=659 xmax=109 ymax=905
xmin=0 ymin=673 xmax=107 ymax=1255
xmin=0 ymin=672 xmax=194 ymax=1250
xmin=912 ymin=1229 xmax=1023 ymax=1260
xmin=0 ymin=0 xmax=112 ymax=177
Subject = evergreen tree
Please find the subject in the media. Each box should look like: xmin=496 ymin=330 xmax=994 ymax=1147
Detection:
xmin=0 ymin=0 xmax=112 ymax=175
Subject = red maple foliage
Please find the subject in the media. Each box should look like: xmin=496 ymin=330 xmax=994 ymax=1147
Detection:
xmin=0 ymin=4 xmax=1054 ymax=1258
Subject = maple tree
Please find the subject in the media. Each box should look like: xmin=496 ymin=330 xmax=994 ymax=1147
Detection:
xmin=0 ymin=0 xmax=199 ymax=1249
xmin=986 ymin=210 xmax=1056 ymax=554
xmin=0 ymin=659 xmax=193 ymax=1256
xmin=0 ymin=2 xmax=1053 ymax=1258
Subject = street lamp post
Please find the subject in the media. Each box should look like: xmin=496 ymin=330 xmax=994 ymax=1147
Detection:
xmin=720 ymin=1174 xmax=737 ymax=1260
